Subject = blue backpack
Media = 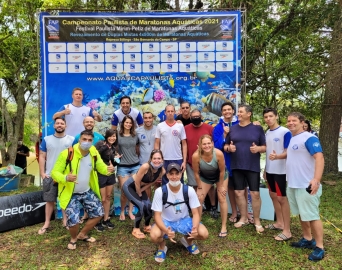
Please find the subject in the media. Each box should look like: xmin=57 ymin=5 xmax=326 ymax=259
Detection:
xmin=161 ymin=184 xmax=191 ymax=213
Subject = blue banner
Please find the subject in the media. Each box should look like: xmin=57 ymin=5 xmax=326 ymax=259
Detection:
xmin=40 ymin=12 xmax=241 ymax=135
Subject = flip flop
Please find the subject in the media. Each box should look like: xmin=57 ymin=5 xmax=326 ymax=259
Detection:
xmin=218 ymin=231 xmax=228 ymax=238
xmin=229 ymin=216 xmax=238 ymax=223
xmin=143 ymin=225 xmax=152 ymax=233
xmin=119 ymin=214 xmax=125 ymax=221
xmin=265 ymin=224 xmax=282 ymax=231
xmin=38 ymin=227 xmax=49 ymax=235
xmin=129 ymin=213 xmax=135 ymax=220
xmin=132 ymin=230 xmax=146 ymax=239
xmin=78 ymin=236 xmax=96 ymax=243
xmin=234 ymin=221 xmax=249 ymax=228
xmin=155 ymin=246 xmax=168 ymax=263
xmin=67 ymin=241 xmax=77 ymax=250
xmin=180 ymin=237 xmax=200 ymax=255
xmin=275 ymin=233 xmax=292 ymax=241
xmin=255 ymin=224 xmax=264 ymax=233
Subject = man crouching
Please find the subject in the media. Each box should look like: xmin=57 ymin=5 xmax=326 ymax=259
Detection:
xmin=150 ymin=163 xmax=209 ymax=263
xmin=51 ymin=130 xmax=114 ymax=250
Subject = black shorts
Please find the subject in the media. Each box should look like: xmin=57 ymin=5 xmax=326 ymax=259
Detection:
xmin=98 ymin=173 xmax=116 ymax=189
xmin=43 ymin=177 xmax=57 ymax=202
xmin=228 ymin=174 xmax=235 ymax=189
xmin=265 ymin=173 xmax=287 ymax=196
xmin=232 ymin=169 xmax=260 ymax=192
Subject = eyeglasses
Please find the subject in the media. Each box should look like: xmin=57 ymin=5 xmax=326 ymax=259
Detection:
xmin=181 ymin=107 xmax=190 ymax=109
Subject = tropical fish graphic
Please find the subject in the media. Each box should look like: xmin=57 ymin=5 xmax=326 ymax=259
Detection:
xmin=201 ymin=93 xmax=231 ymax=116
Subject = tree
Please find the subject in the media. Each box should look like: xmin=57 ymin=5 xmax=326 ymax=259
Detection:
xmin=0 ymin=0 xmax=42 ymax=165
xmin=319 ymin=0 xmax=342 ymax=174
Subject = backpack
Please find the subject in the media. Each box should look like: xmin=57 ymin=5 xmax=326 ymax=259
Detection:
xmin=161 ymin=184 xmax=191 ymax=213
xmin=64 ymin=146 xmax=97 ymax=172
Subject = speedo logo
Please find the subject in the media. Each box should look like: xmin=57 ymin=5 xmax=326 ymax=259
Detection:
xmin=0 ymin=202 xmax=46 ymax=217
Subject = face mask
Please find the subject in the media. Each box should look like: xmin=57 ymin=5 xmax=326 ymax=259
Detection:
xmin=114 ymin=157 xmax=121 ymax=164
xmin=150 ymin=162 xmax=163 ymax=170
xmin=169 ymin=180 xmax=181 ymax=187
xmin=80 ymin=141 xmax=92 ymax=151
xmin=191 ymin=117 xmax=202 ymax=126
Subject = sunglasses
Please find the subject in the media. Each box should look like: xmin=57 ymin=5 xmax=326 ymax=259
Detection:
xmin=151 ymin=149 xmax=162 ymax=153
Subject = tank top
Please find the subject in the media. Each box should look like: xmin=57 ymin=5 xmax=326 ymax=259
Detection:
xmin=141 ymin=166 xmax=163 ymax=183
xmin=199 ymin=150 xmax=220 ymax=180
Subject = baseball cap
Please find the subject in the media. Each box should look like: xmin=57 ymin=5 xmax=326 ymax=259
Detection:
xmin=167 ymin=163 xmax=181 ymax=173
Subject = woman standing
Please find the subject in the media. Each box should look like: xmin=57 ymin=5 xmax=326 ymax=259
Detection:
xmin=94 ymin=129 xmax=120 ymax=231
xmin=123 ymin=149 xmax=165 ymax=239
xmin=117 ymin=115 xmax=141 ymax=221
xmin=192 ymin=135 xmax=229 ymax=237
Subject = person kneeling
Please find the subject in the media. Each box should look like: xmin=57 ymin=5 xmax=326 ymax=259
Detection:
xmin=150 ymin=163 xmax=209 ymax=263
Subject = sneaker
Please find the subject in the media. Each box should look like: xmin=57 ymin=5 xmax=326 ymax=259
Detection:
xmin=94 ymin=222 xmax=105 ymax=232
xmin=308 ymin=247 xmax=325 ymax=261
xmin=210 ymin=207 xmax=219 ymax=219
xmin=102 ymin=219 xmax=114 ymax=229
xmin=291 ymin=238 xmax=316 ymax=249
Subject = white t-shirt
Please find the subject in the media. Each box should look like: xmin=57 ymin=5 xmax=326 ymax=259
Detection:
xmin=155 ymin=121 xmax=186 ymax=160
xmin=265 ymin=126 xmax=292 ymax=174
xmin=40 ymin=135 xmax=74 ymax=175
xmin=286 ymin=132 xmax=323 ymax=188
xmin=151 ymin=184 xmax=200 ymax=222
xmin=74 ymin=154 xmax=92 ymax=193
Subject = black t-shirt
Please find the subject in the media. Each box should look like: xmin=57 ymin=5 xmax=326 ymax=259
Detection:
xmin=15 ymin=145 xmax=30 ymax=168
xmin=176 ymin=114 xmax=191 ymax=126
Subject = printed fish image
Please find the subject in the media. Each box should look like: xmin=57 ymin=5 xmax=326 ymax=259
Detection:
xmin=142 ymin=87 xmax=154 ymax=103
xmin=169 ymin=75 xmax=175 ymax=88
xmin=186 ymin=71 xmax=215 ymax=82
xmin=201 ymin=93 xmax=231 ymax=116
xmin=117 ymin=71 xmax=130 ymax=77
xmin=160 ymin=70 xmax=166 ymax=75
xmin=218 ymin=89 xmax=229 ymax=95
xmin=190 ymin=82 xmax=197 ymax=87
xmin=230 ymin=93 xmax=237 ymax=99
xmin=208 ymin=82 xmax=213 ymax=85
xmin=204 ymin=119 xmax=218 ymax=128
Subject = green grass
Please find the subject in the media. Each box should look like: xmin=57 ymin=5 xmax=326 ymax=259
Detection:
xmin=1 ymin=179 xmax=342 ymax=269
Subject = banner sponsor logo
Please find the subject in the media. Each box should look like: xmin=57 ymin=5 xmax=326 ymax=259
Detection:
xmin=46 ymin=19 xmax=59 ymax=40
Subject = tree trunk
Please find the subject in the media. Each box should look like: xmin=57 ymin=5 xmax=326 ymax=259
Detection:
xmin=320 ymin=1 xmax=342 ymax=174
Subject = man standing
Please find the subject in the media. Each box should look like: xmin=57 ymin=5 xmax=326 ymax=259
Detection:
xmin=155 ymin=104 xmax=187 ymax=185
xmin=136 ymin=112 xmax=157 ymax=164
xmin=111 ymin=96 xmax=143 ymax=130
xmin=53 ymin=87 xmax=102 ymax=137
xmin=51 ymin=130 xmax=114 ymax=250
xmin=176 ymin=101 xmax=191 ymax=126
xmin=15 ymin=139 xmax=30 ymax=174
xmin=38 ymin=117 xmax=74 ymax=234
xmin=150 ymin=163 xmax=209 ymax=263
xmin=224 ymin=104 xmax=266 ymax=232
xmin=286 ymin=112 xmax=325 ymax=261
xmin=263 ymin=108 xmax=292 ymax=241
xmin=73 ymin=116 xmax=104 ymax=145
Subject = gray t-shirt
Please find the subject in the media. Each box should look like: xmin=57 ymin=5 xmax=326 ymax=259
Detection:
xmin=136 ymin=126 xmax=157 ymax=164
xmin=117 ymin=134 xmax=140 ymax=166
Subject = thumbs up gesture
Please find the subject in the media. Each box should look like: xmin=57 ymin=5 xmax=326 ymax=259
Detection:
xmin=230 ymin=141 xmax=236 ymax=152
xmin=66 ymin=170 xmax=77 ymax=183
xmin=167 ymin=226 xmax=176 ymax=243
xmin=250 ymin=142 xmax=259 ymax=153
xmin=93 ymin=110 xmax=100 ymax=118
xmin=223 ymin=124 xmax=230 ymax=136
xmin=64 ymin=104 xmax=71 ymax=115
xmin=107 ymin=160 xmax=114 ymax=173
xmin=269 ymin=150 xmax=277 ymax=160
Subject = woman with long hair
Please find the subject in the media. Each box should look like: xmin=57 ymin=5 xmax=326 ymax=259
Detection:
xmin=117 ymin=115 xmax=141 ymax=221
xmin=94 ymin=129 xmax=121 ymax=231
xmin=123 ymin=149 xmax=165 ymax=239
xmin=192 ymin=135 xmax=229 ymax=237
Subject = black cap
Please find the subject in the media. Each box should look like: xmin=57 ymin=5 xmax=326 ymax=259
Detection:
xmin=167 ymin=163 xmax=181 ymax=173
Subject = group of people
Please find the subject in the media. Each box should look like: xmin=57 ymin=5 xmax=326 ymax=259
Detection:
xmin=37 ymin=87 xmax=325 ymax=262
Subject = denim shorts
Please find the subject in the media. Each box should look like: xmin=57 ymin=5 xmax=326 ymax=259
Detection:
xmin=287 ymin=185 xmax=322 ymax=221
xmin=117 ymin=164 xmax=140 ymax=178
xmin=65 ymin=189 xmax=104 ymax=227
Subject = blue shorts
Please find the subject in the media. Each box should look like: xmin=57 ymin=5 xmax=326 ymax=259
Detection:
xmin=117 ymin=164 xmax=140 ymax=178
xmin=65 ymin=189 xmax=104 ymax=227
xmin=162 ymin=217 xmax=193 ymax=237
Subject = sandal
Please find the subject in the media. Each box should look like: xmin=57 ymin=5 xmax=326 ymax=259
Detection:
xmin=275 ymin=233 xmax=292 ymax=241
xmin=155 ymin=246 xmax=168 ymax=263
xmin=180 ymin=237 xmax=200 ymax=255
xmin=77 ymin=236 xmax=96 ymax=243
xmin=38 ymin=227 xmax=49 ymax=235
xmin=132 ymin=229 xmax=146 ymax=239
xmin=255 ymin=224 xmax=264 ymax=233
xmin=265 ymin=224 xmax=282 ymax=230
xmin=218 ymin=231 xmax=228 ymax=238
xmin=67 ymin=241 xmax=77 ymax=250
xmin=143 ymin=225 xmax=152 ymax=233
xmin=234 ymin=220 xmax=249 ymax=228
xmin=229 ymin=216 xmax=238 ymax=223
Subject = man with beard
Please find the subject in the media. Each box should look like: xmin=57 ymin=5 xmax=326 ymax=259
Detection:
xmin=38 ymin=117 xmax=74 ymax=234
xmin=184 ymin=109 xmax=217 ymax=218
xmin=73 ymin=116 xmax=104 ymax=146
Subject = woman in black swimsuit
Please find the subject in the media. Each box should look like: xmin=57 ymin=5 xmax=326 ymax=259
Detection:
xmin=122 ymin=149 xmax=165 ymax=239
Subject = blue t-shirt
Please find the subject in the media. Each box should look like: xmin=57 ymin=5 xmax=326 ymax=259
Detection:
xmin=72 ymin=131 xmax=104 ymax=146
xmin=225 ymin=123 xmax=266 ymax=172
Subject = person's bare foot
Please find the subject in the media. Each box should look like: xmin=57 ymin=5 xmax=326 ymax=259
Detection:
xmin=119 ymin=212 xmax=125 ymax=221
xmin=129 ymin=212 xmax=135 ymax=220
